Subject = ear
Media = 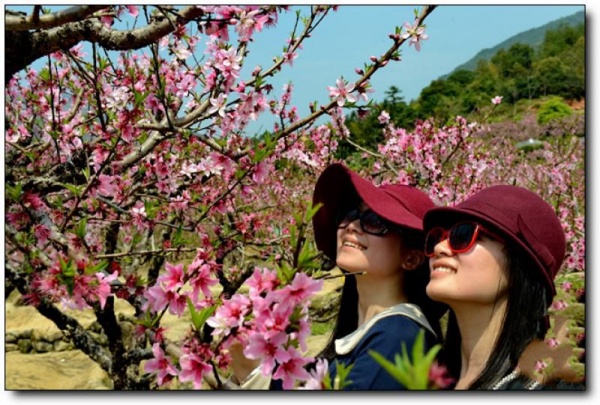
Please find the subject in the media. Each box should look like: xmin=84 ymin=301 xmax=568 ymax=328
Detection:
xmin=403 ymin=249 xmax=425 ymax=271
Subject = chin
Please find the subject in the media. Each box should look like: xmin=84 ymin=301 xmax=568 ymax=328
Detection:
xmin=425 ymin=284 xmax=449 ymax=304
xmin=336 ymin=258 xmax=366 ymax=274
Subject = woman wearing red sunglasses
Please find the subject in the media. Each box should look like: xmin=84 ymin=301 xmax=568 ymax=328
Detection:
xmin=423 ymin=185 xmax=584 ymax=390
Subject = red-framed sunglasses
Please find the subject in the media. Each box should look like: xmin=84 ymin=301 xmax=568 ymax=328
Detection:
xmin=424 ymin=221 xmax=502 ymax=257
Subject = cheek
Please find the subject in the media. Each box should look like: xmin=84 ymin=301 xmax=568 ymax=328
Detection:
xmin=336 ymin=229 xmax=344 ymax=250
xmin=371 ymin=236 xmax=404 ymax=269
xmin=490 ymin=245 xmax=509 ymax=281
xmin=476 ymin=244 xmax=510 ymax=291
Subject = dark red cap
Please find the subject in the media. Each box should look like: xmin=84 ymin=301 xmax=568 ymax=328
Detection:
xmin=312 ymin=163 xmax=435 ymax=262
xmin=423 ymin=185 xmax=566 ymax=302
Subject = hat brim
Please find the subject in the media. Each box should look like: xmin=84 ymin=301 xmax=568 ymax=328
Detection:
xmin=312 ymin=164 xmax=426 ymax=262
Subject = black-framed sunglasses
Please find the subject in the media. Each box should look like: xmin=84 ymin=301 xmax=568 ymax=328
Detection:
xmin=336 ymin=208 xmax=395 ymax=236
xmin=424 ymin=221 xmax=502 ymax=257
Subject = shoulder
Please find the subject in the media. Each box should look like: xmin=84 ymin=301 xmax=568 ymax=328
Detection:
xmin=368 ymin=313 xmax=423 ymax=334
xmin=372 ymin=303 xmax=436 ymax=335
xmin=335 ymin=304 xmax=437 ymax=356
xmin=360 ymin=313 xmax=434 ymax=350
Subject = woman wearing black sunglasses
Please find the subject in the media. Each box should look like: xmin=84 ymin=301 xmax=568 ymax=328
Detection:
xmin=227 ymin=163 xmax=448 ymax=390
xmin=306 ymin=163 xmax=448 ymax=389
xmin=423 ymin=185 xmax=584 ymax=390
xmin=227 ymin=164 xmax=447 ymax=390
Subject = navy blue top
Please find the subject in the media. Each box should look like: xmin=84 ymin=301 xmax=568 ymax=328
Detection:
xmin=328 ymin=313 xmax=437 ymax=390
xmin=267 ymin=303 xmax=437 ymax=390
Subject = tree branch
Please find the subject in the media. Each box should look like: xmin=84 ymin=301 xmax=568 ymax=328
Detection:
xmin=5 ymin=6 xmax=205 ymax=83
xmin=5 ymin=5 xmax=106 ymax=31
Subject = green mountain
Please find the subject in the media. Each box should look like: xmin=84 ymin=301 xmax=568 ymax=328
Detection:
xmin=446 ymin=10 xmax=585 ymax=76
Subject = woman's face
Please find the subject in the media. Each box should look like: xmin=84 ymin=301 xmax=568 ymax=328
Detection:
xmin=335 ymin=202 xmax=407 ymax=276
xmin=426 ymin=225 xmax=509 ymax=306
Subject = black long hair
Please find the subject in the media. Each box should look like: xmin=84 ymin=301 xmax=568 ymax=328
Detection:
xmin=443 ymin=244 xmax=550 ymax=389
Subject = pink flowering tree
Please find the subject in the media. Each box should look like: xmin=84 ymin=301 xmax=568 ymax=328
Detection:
xmin=5 ymin=5 xmax=444 ymax=390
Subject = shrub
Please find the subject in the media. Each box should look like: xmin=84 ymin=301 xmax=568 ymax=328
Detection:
xmin=537 ymin=97 xmax=573 ymax=125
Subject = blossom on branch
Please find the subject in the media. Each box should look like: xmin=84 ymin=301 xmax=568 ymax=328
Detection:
xmin=401 ymin=21 xmax=428 ymax=51
xmin=327 ymin=78 xmax=357 ymax=106
xmin=144 ymin=343 xmax=178 ymax=386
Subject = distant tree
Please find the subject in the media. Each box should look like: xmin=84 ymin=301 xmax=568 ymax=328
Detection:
xmin=381 ymin=86 xmax=417 ymax=129
xmin=460 ymin=60 xmax=499 ymax=113
xmin=339 ymin=18 xmax=585 ymax=137
xmin=533 ymin=57 xmax=572 ymax=98
xmin=446 ymin=69 xmax=475 ymax=88
xmin=414 ymin=79 xmax=457 ymax=124
xmin=384 ymin=85 xmax=405 ymax=105
xmin=528 ymin=22 xmax=584 ymax=100
xmin=491 ymin=43 xmax=534 ymax=79
xmin=539 ymin=23 xmax=585 ymax=59
xmin=568 ymin=36 xmax=586 ymax=79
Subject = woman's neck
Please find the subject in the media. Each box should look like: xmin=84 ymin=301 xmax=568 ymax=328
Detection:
xmin=451 ymin=299 xmax=508 ymax=390
xmin=355 ymin=273 xmax=407 ymax=326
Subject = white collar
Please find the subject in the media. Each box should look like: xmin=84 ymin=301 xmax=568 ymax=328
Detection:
xmin=335 ymin=303 xmax=435 ymax=355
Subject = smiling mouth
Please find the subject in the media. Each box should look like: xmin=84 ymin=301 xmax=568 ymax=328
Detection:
xmin=432 ymin=265 xmax=456 ymax=274
xmin=342 ymin=241 xmax=366 ymax=250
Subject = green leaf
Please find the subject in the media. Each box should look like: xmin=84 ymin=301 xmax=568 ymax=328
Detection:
xmin=369 ymin=329 xmax=443 ymax=390
xmin=171 ymin=224 xmax=185 ymax=248
xmin=82 ymin=165 xmax=91 ymax=182
xmin=276 ymin=261 xmax=295 ymax=284
xmin=58 ymin=256 xmax=76 ymax=296
xmin=332 ymin=361 xmax=354 ymax=390
xmin=136 ymin=308 xmax=161 ymax=328
xmin=305 ymin=202 xmax=322 ymax=222
xmin=134 ymin=91 xmax=150 ymax=108
xmin=187 ymin=299 xmax=216 ymax=331
xmin=289 ymin=224 xmax=298 ymax=248
xmin=370 ymin=350 xmax=412 ymax=384
xmin=61 ymin=183 xmax=83 ymax=197
xmin=6 ymin=183 xmax=23 ymax=202
xmin=87 ymin=260 xmax=109 ymax=275
xmin=39 ymin=68 xmax=51 ymax=82
xmin=74 ymin=218 xmax=88 ymax=240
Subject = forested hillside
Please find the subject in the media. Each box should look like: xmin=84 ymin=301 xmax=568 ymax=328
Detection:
xmin=450 ymin=10 xmax=585 ymax=74
xmin=339 ymin=19 xmax=585 ymax=158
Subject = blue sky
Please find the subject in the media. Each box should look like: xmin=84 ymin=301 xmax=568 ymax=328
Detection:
xmin=248 ymin=4 xmax=584 ymax=102
xmin=239 ymin=4 xmax=585 ymax=132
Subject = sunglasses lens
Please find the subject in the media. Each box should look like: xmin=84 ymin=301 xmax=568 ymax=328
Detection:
xmin=425 ymin=227 xmax=445 ymax=256
xmin=337 ymin=208 xmax=389 ymax=235
xmin=425 ymin=222 xmax=480 ymax=256
xmin=338 ymin=209 xmax=359 ymax=228
xmin=361 ymin=211 xmax=388 ymax=235
xmin=449 ymin=223 xmax=478 ymax=252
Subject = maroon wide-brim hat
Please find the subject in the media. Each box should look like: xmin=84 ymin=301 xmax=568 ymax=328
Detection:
xmin=423 ymin=185 xmax=566 ymax=303
xmin=312 ymin=163 xmax=435 ymax=262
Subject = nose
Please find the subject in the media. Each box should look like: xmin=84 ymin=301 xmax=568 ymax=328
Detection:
xmin=432 ymin=237 xmax=452 ymax=257
xmin=345 ymin=217 xmax=363 ymax=234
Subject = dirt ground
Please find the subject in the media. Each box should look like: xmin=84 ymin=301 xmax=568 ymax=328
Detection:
xmin=4 ymin=274 xmax=341 ymax=390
